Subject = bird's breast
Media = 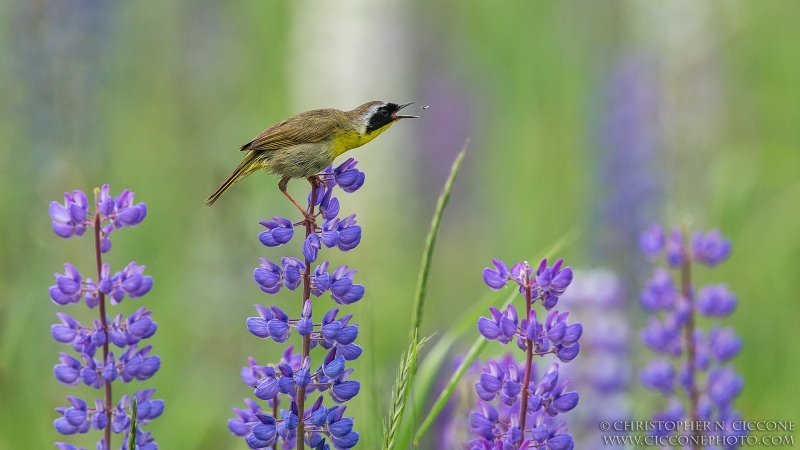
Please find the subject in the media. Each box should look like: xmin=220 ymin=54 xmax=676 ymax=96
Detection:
xmin=264 ymin=142 xmax=336 ymax=179
xmin=331 ymin=126 xmax=390 ymax=158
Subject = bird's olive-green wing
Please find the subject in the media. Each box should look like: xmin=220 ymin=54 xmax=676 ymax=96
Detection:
xmin=239 ymin=109 xmax=344 ymax=151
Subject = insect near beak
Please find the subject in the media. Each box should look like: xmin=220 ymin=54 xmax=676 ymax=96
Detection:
xmin=392 ymin=102 xmax=419 ymax=119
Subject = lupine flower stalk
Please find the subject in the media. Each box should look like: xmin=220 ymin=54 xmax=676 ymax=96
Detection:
xmin=470 ymin=258 xmax=580 ymax=450
xmin=229 ymin=159 xmax=366 ymax=450
xmin=639 ymin=224 xmax=745 ymax=449
xmin=48 ymin=185 xmax=163 ymax=449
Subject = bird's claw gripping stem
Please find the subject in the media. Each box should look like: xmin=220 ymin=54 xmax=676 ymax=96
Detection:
xmin=279 ymin=177 xmax=317 ymax=227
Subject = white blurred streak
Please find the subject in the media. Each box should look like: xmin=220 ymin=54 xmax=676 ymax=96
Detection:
xmin=628 ymin=0 xmax=739 ymax=214
xmin=288 ymin=0 xmax=412 ymax=216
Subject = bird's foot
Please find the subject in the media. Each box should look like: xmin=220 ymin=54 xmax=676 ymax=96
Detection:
xmin=300 ymin=211 xmax=317 ymax=228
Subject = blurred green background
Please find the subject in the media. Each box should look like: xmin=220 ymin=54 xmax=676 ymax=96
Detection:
xmin=1 ymin=1 xmax=798 ymax=448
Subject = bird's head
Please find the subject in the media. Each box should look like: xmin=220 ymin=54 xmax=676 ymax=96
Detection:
xmin=352 ymin=101 xmax=418 ymax=135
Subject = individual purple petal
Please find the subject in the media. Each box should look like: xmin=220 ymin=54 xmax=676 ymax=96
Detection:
xmin=709 ymin=327 xmax=743 ymax=362
xmin=131 ymin=276 xmax=153 ymax=298
xmin=228 ymin=417 xmax=251 ymax=437
xmin=549 ymin=266 xmax=573 ymax=296
xmin=68 ymin=202 xmax=87 ymax=223
xmin=252 ymin=419 xmax=277 ymax=444
xmin=707 ymin=367 xmax=743 ymax=407
xmin=312 ymin=266 xmax=331 ymax=297
xmin=665 ymin=227 xmax=684 ymax=267
xmin=483 ymin=259 xmax=509 ymax=290
xmin=136 ymin=355 xmax=161 ymax=380
xmin=246 ymin=432 xmax=273 ymax=449
xmin=52 ymin=221 xmax=75 ymax=239
xmin=547 ymin=434 xmax=574 ymax=450
xmin=303 ymin=233 xmax=321 ymax=262
xmin=102 ymin=352 xmax=118 ymax=382
xmin=328 ymin=417 xmax=354 ymax=437
xmin=337 ymin=284 xmax=365 ymax=305
xmin=282 ymin=257 xmax=305 ymax=291
xmin=117 ymin=203 xmax=147 ymax=227
xmin=639 ymin=223 xmax=665 ymax=256
xmin=54 ymin=417 xmax=81 ymax=435
xmin=560 ymin=323 xmax=582 ymax=346
xmin=553 ymin=392 xmax=579 ymax=412
xmin=268 ymin=319 xmax=290 ymax=343
xmin=50 ymin=201 xmax=71 ymax=223
xmin=323 ymin=354 xmax=346 ymax=379
xmin=254 ymin=258 xmax=283 ymax=294
xmin=336 ymin=325 xmax=358 ymax=345
xmin=477 ymin=316 xmax=501 ymax=341
xmin=64 ymin=407 xmax=87 ymax=427
xmin=692 ymin=229 xmax=732 ymax=266
xmin=331 ymin=380 xmax=360 ymax=403
xmin=247 ymin=317 xmax=271 ymax=338
xmin=697 ymin=284 xmax=737 ymax=317
xmin=334 ymin=169 xmax=359 ymax=188
xmin=255 ymin=377 xmax=279 ymax=400
xmin=479 ymin=372 xmax=503 ymax=394
xmin=111 ymin=408 xmax=130 ymax=433
xmin=322 ymin=196 xmax=340 ymax=220
xmin=640 ymin=268 xmax=678 ymax=312
xmin=640 ymin=359 xmax=674 ymax=394
xmin=321 ymin=320 xmax=343 ymax=341
xmin=337 ymin=223 xmax=361 ymax=251
xmin=336 ymin=343 xmax=362 ymax=361
xmin=556 ymin=342 xmax=580 ymax=362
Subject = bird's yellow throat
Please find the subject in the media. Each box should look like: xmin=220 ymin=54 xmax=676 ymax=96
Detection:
xmin=331 ymin=122 xmax=396 ymax=158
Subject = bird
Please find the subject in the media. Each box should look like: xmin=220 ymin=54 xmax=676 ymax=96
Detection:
xmin=205 ymin=101 xmax=417 ymax=218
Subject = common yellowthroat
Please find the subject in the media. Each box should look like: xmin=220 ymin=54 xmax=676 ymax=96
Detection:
xmin=205 ymin=101 xmax=417 ymax=215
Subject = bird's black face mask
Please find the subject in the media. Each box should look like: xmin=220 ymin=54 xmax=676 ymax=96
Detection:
xmin=365 ymin=103 xmax=398 ymax=134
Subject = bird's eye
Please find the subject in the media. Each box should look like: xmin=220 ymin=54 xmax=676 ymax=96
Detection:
xmin=379 ymin=108 xmax=389 ymax=117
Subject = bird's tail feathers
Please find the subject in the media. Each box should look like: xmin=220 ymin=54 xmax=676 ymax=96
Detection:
xmin=204 ymin=152 xmax=262 ymax=206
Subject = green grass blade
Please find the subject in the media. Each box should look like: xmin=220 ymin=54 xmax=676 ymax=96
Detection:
xmin=409 ymin=139 xmax=469 ymax=338
xmin=391 ymin=289 xmax=506 ymax=450
xmin=383 ymin=331 xmax=430 ymax=450
xmin=411 ymin=290 xmax=516 ymax=447
xmin=384 ymin=141 xmax=467 ymax=450
xmin=128 ymin=396 xmax=138 ymax=450
xmin=409 ymin=291 xmax=501 ymax=417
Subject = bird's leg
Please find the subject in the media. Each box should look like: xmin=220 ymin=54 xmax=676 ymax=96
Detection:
xmin=307 ymin=175 xmax=327 ymax=189
xmin=279 ymin=177 xmax=316 ymax=226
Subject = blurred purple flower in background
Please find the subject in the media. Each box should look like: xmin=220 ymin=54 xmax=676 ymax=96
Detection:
xmin=49 ymin=185 xmax=163 ymax=449
xmin=229 ymin=160 xmax=367 ymax=450
xmin=557 ymin=269 xmax=632 ymax=448
xmin=638 ymin=224 xmax=745 ymax=447
xmin=594 ymin=57 xmax=664 ymax=272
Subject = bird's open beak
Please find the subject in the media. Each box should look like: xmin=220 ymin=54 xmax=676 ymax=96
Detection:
xmin=392 ymin=102 xmax=419 ymax=119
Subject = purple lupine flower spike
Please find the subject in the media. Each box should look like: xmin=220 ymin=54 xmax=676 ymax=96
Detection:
xmin=48 ymin=186 xmax=162 ymax=448
xmin=470 ymin=259 xmax=578 ymax=448
xmin=638 ymin=225 xmax=746 ymax=444
xmin=231 ymin=161 xmax=369 ymax=449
